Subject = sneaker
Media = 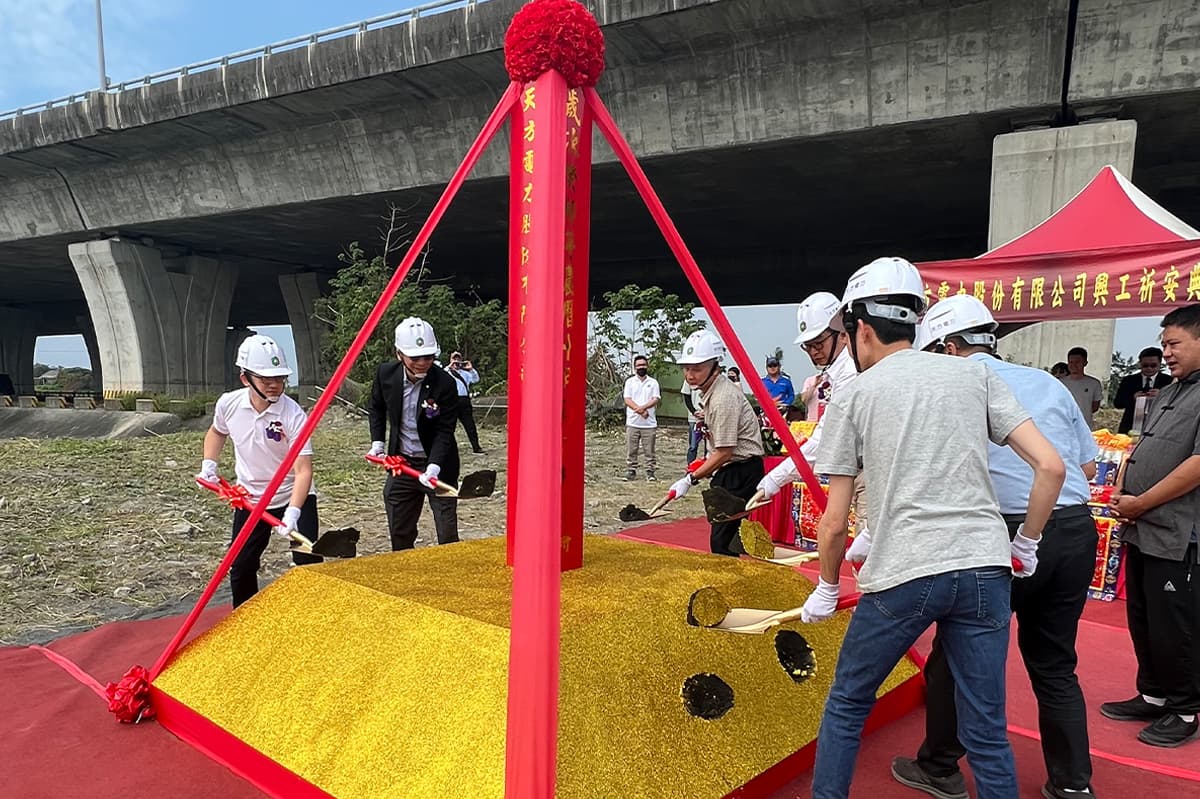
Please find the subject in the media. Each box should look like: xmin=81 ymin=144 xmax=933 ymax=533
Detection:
xmin=1042 ymin=783 xmax=1097 ymax=798
xmin=646 ymin=471 xmax=657 ymax=482
xmin=890 ymin=757 xmax=968 ymax=799
xmin=1137 ymin=714 xmax=1200 ymax=748
xmin=625 ymin=470 xmax=636 ymax=481
xmin=1100 ymin=695 xmax=1167 ymax=722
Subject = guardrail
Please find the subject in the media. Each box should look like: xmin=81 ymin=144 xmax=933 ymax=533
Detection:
xmin=0 ymin=0 xmax=488 ymax=122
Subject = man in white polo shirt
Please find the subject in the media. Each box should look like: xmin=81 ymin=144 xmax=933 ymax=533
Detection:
xmin=624 ymin=354 xmax=662 ymax=481
xmin=198 ymin=334 xmax=321 ymax=607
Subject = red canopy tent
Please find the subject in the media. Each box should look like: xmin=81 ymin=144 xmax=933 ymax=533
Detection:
xmin=918 ymin=166 xmax=1200 ymax=322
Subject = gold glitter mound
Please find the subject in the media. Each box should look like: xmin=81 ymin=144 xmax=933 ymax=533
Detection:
xmin=154 ymin=536 xmax=919 ymax=799
xmin=687 ymin=586 xmax=731 ymax=627
xmin=739 ymin=520 xmax=777 ymax=560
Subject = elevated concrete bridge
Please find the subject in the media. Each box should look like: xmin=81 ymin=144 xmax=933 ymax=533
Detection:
xmin=0 ymin=0 xmax=1196 ymax=396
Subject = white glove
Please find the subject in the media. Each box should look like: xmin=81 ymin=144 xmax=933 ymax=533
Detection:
xmin=800 ymin=578 xmax=841 ymax=623
xmin=419 ymin=463 xmax=442 ymax=490
xmin=756 ymin=460 xmax=797 ymax=499
xmin=846 ymin=528 xmax=872 ymax=564
xmin=276 ymin=505 xmax=303 ymax=539
xmin=669 ymin=475 xmax=693 ymax=500
xmin=1011 ymin=525 xmax=1040 ymax=578
xmin=197 ymin=458 xmax=218 ymax=481
xmin=368 ymin=441 xmax=385 ymax=457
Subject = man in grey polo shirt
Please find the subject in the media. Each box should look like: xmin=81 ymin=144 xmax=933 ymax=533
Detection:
xmin=1102 ymin=303 xmax=1200 ymax=748
xmin=890 ymin=295 xmax=1101 ymax=799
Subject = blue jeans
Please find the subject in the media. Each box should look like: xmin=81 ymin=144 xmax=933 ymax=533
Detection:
xmin=812 ymin=568 xmax=1016 ymax=799
xmin=686 ymin=422 xmax=706 ymax=464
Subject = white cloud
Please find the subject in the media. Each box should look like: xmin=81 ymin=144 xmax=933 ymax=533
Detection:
xmin=0 ymin=0 xmax=183 ymax=112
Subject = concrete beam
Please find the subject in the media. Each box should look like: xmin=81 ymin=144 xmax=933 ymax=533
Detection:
xmin=67 ymin=239 xmax=237 ymax=396
xmin=990 ymin=120 xmax=1135 ymax=391
xmin=0 ymin=306 xmax=38 ymax=394
xmin=0 ymin=0 xmax=1068 ymax=245
xmin=278 ymin=272 xmax=328 ymax=392
xmin=1071 ymin=0 xmax=1200 ymax=104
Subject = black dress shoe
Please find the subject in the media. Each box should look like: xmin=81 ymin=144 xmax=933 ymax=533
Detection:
xmin=1137 ymin=714 xmax=1200 ymax=748
xmin=1100 ymin=695 xmax=1167 ymax=722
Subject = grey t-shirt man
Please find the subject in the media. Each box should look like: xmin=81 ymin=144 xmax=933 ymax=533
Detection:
xmin=1062 ymin=374 xmax=1104 ymax=429
xmin=816 ymin=348 xmax=1031 ymax=593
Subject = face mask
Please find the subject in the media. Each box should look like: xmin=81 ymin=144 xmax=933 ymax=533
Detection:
xmin=636 ymin=367 xmax=648 ymax=377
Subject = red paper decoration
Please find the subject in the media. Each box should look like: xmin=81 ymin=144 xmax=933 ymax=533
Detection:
xmin=504 ymin=0 xmax=606 ymax=87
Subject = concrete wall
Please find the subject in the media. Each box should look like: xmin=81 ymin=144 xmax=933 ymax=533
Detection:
xmin=0 ymin=307 xmax=38 ymax=394
xmin=991 ymin=120 xmax=1134 ymax=383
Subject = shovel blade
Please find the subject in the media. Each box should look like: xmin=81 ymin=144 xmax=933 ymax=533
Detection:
xmin=457 ymin=470 xmax=497 ymax=499
xmin=702 ymin=485 xmax=755 ymax=523
xmin=310 ymin=527 xmax=360 ymax=558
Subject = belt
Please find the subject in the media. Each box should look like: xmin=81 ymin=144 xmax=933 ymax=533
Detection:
xmin=1001 ymin=504 xmax=1091 ymax=525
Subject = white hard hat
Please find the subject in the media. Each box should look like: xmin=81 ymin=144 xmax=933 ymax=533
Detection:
xmin=840 ymin=257 xmax=927 ymax=324
xmin=677 ymin=329 xmax=725 ymax=364
xmin=794 ymin=292 xmax=843 ymax=345
xmin=394 ymin=317 xmax=439 ymax=357
xmin=235 ymin=334 xmax=292 ymax=377
xmin=914 ymin=316 xmax=940 ymax=352
xmin=923 ymin=294 xmax=998 ymax=349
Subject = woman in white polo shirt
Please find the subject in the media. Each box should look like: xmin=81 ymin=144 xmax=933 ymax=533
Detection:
xmin=198 ymin=334 xmax=321 ymax=607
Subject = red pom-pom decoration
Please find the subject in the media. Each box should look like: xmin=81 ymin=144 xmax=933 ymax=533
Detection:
xmin=504 ymin=0 xmax=606 ymax=87
xmin=105 ymin=665 xmax=155 ymax=724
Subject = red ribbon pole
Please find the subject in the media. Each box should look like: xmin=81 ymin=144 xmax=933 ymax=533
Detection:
xmin=585 ymin=88 xmax=826 ymax=511
xmin=150 ymin=83 xmax=521 ymax=679
xmin=506 ymin=101 xmax=525 ymax=566
xmin=559 ymin=88 xmax=591 ymax=571
xmin=505 ymin=71 xmax=568 ymax=799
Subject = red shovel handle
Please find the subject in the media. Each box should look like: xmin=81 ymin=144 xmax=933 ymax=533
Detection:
xmin=195 ymin=476 xmax=286 ymax=528
xmin=364 ymin=453 xmax=448 ymax=491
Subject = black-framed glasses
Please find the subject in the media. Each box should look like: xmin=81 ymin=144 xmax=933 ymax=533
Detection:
xmin=801 ymin=331 xmax=835 ymax=352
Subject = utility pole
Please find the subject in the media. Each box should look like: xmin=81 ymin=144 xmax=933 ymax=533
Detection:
xmin=95 ymin=1 xmax=108 ymax=90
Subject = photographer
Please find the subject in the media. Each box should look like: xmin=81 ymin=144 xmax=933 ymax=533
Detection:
xmin=448 ymin=351 xmax=483 ymax=454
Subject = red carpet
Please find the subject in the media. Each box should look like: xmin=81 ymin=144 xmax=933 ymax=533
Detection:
xmin=2 ymin=519 xmax=1194 ymax=798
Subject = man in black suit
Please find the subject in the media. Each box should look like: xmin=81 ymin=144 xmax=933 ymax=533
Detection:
xmin=1113 ymin=347 xmax=1173 ymax=434
xmin=368 ymin=317 xmax=462 ymax=550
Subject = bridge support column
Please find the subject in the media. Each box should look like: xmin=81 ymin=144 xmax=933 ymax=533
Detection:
xmin=0 ymin=307 xmax=38 ymax=395
xmin=278 ymin=272 xmax=328 ymax=401
xmin=68 ymin=239 xmax=238 ymax=397
xmin=76 ymin=315 xmax=103 ymax=393
xmin=990 ymin=120 xmax=1135 ymax=385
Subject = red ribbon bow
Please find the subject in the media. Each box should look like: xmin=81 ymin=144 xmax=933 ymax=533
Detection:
xmin=105 ymin=665 xmax=155 ymax=724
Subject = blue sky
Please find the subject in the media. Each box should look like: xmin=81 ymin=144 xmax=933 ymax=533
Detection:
xmin=0 ymin=1 xmax=436 ymax=111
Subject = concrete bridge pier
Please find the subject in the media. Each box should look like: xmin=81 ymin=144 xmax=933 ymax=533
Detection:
xmin=991 ymin=120 xmax=1134 ymax=378
xmin=278 ymin=272 xmax=329 ymax=401
xmin=0 ymin=307 xmax=38 ymax=395
xmin=67 ymin=239 xmax=238 ymax=397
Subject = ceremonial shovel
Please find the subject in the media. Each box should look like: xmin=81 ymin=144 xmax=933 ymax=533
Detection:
xmin=195 ymin=477 xmax=359 ymax=558
xmin=364 ymin=454 xmax=497 ymax=499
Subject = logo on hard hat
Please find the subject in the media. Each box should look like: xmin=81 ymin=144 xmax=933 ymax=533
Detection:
xmin=686 ymin=346 xmax=694 ymax=354
xmin=271 ymin=356 xmax=280 ymax=366
xmin=416 ymin=337 xmax=425 ymax=346
xmin=799 ymin=321 xmax=808 ymax=332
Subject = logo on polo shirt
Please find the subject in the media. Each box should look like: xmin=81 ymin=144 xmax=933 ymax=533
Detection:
xmin=1164 ymin=580 xmax=1177 ymax=592
xmin=265 ymin=420 xmax=286 ymax=442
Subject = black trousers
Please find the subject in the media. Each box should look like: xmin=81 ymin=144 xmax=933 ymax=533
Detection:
xmin=229 ymin=493 xmax=322 ymax=608
xmin=1126 ymin=541 xmax=1200 ymax=714
xmin=917 ymin=505 xmax=1096 ymax=790
xmin=709 ymin=456 xmax=764 ymax=556
xmin=383 ymin=466 xmax=459 ymax=551
xmin=458 ymin=397 xmax=481 ymax=451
